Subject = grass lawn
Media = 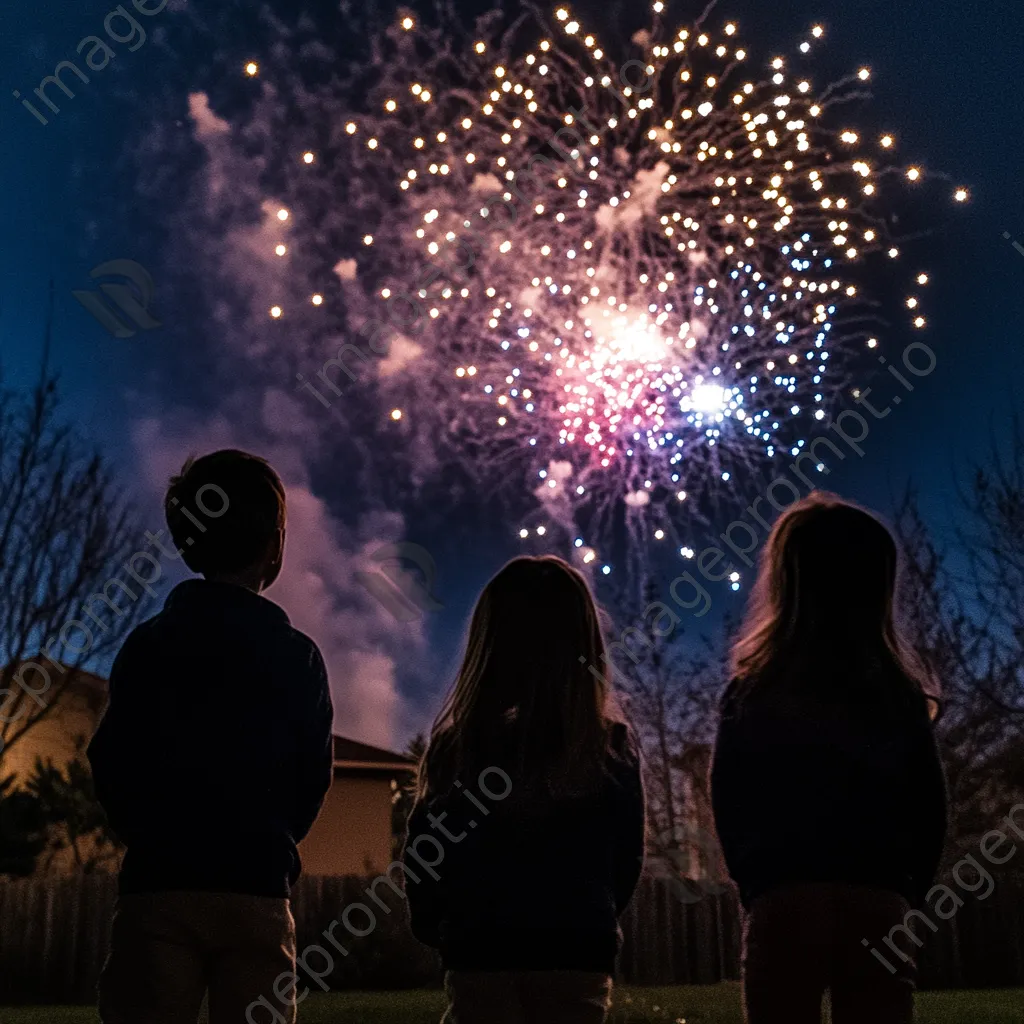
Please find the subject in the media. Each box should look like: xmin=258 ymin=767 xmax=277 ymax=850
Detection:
xmin=4 ymin=985 xmax=1023 ymax=1023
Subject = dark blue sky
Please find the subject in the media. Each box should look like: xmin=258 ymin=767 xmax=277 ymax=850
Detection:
xmin=2 ymin=0 xmax=1022 ymax=744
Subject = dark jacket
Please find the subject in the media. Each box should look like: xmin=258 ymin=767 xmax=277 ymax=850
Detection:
xmin=402 ymin=722 xmax=645 ymax=975
xmin=710 ymin=675 xmax=947 ymax=910
xmin=88 ymin=579 xmax=334 ymax=899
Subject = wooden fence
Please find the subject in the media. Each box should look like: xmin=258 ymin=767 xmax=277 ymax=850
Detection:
xmin=2 ymin=872 xmax=1024 ymax=1004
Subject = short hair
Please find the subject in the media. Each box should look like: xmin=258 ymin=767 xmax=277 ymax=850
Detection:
xmin=165 ymin=450 xmax=285 ymax=576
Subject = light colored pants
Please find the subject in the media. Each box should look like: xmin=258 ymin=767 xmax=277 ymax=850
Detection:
xmin=442 ymin=970 xmax=613 ymax=1024
xmin=98 ymin=891 xmax=297 ymax=1024
xmin=742 ymin=882 xmax=916 ymax=1024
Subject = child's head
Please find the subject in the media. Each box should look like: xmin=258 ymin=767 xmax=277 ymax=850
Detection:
xmin=424 ymin=555 xmax=611 ymax=795
xmin=165 ymin=449 xmax=286 ymax=591
xmin=731 ymin=491 xmax=925 ymax=696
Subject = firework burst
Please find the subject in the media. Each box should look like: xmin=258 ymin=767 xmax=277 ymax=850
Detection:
xmin=257 ymin=1 xmax=964 ymax=583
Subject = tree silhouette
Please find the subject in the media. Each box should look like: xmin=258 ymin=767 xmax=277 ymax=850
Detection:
xmin=0 ymin=775 xmax=47 ymax=877
xmin=24 ymin=744 xmax=122 ymax=874
xmin=893 ymin=421 xmax=1024 ymax=858
xmin=0 ymin=351 xmax=149 ymax=761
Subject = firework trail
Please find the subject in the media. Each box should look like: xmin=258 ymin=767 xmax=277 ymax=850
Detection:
xmin=211 ymin=1 xmax=966 ymax=586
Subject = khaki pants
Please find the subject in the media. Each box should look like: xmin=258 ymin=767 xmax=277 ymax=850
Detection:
xmin=742 ymin=882 xmax=916 ymax=1024
xmin=442 ymin=970 xmax=612 ymax=1024
xmin=98 ymin=891 xmax=297 ymax=1024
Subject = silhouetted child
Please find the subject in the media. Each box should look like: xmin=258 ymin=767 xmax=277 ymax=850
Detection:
xmin=88 ymin=450 xmax=334 ymax=1024
xmin=711 ymin=492 xmax=947 ymax=1024
xmin=403 ymin=556 xmax=645 ymax=1024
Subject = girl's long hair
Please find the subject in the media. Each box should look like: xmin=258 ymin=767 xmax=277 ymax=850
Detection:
xmin=419 ymin=555 xmax=613 ymax=800
xmin=729 ymin=492 xmax=936 ymax=713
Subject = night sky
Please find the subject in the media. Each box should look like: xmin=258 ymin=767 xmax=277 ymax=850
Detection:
xmin=2 ymin=0 xmax=1021 ymax=749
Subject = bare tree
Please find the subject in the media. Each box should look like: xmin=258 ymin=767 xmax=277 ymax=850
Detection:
xmin=956 ymin=418 xmax=1024 ymax=717
xmin=607 ymin=582 xmax=725 ymax=882
xmin=0 ymin=347 xmax=149 ymax=763
xmin=893 ymin=423 xmax=1024 ymax=856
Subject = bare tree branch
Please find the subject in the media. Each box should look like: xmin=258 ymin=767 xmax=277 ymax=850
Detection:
xmin=0 ymin=364 xmax=152 ymax=761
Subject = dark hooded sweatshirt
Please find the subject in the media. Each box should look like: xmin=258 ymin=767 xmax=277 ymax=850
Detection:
xmin=88 ymin=579 xmax=334 ymax=898
xmin=711 ymin=675 xmax=947 ymax=910
xmin=403 ymin=722 xmax=645 ymax=975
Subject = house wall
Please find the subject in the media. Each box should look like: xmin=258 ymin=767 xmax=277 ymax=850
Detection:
xmin=0 ymin=678 xmax=104 ymax=790
xmin=1 ymin=668 xmax=404 ymax=881
xmin=299 ymin=774 xmax=395 ymax=876
xmin=0 ymin=675 xmax=112 ymax=875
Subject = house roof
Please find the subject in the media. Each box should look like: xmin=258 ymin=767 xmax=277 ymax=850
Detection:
xmin=1 ymin=660 xmax=108 ymax=690
xmin=0 ymin=660 xmax=109 ymax=715
xmin=332 ymin=735 xmax=417 ymax=773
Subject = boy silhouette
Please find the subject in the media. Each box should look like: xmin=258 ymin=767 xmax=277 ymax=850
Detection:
xmin=88 ymin=450 xmax=334 ymax=1024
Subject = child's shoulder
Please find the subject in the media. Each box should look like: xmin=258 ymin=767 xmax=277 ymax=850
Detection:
xmin=114 ymin=609 xmax=165 ymax=662
xmin=283 ymin=625 xmax=327 ymax=672
xmin=717 ymin=676 xmax=748 ymax=718
xmin=229 ymin=589 xmax=326 ymax=670
xmin=268 ymin=620 xmax=330 ymax=695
